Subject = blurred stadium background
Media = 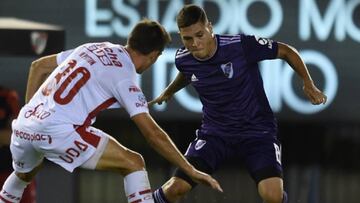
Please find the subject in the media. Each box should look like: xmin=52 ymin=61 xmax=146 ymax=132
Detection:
xmin=0 ymin=0 xmax=359 ymax=202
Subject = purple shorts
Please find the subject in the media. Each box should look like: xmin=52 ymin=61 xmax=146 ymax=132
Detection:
xmin=184 ymin=130 xmax=283 ymax=183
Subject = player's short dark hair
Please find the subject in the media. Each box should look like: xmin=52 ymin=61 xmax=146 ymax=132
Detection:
xmin=176 ymin=4 xmax=208 ymax=28
xmin=128 ymin=19 xmax=171 ymax=55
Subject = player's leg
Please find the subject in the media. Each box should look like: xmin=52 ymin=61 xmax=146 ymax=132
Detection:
xmin=0 ymin=164 xmax=42 ymax=203
xmin=154 ymin=177 xmax=191 ymax=203
xmin=241 ymin=135 xmax=287 ymax=203
xmin=153 ymin=132 xmax=222 ymax=203
xmin=78 ymin=127 xmax=152 ymax=203
xmin=93 ymin=135 xmax=145 ymax=175
xmin=154 ymin=156 xmax=213 ymax=203
xmin=1 ymin=127 xmax=43 ymax=203
xmin=258 ymin=177 xmax=286 ymax=203
xmin=95 ymin=136 xmax=153 ymax=203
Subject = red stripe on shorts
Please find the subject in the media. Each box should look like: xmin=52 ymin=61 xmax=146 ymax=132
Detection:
xmin=75 ymin=126 xmax=100 ymax=148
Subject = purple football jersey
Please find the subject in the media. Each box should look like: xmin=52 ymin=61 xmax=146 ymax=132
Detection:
xmin=175 ymin=34 xmax=279 ymax=137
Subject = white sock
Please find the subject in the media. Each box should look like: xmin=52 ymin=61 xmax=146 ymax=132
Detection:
xmin=0 ymin=172 xmax=29 ymax=203
xmin=124 ymin=170 xmax=154 ymax=203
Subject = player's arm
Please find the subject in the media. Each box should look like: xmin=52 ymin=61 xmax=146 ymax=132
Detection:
xmin=25 ymin=54 xmax=58 ymax=103
xmin=131 ymin=112 xmax=222 ymax=192
xmin=148 ymin=72 xmax=189 ymax=106
xmin=277 ymin=42 xmax=327 ymax=105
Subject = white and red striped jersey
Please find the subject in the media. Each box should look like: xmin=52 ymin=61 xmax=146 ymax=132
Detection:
xmin=16 ymin=42 xmax=148 ymax=135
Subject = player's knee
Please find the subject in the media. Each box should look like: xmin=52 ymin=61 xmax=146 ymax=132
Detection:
xmin=258 ymin=177 xmax=284 ymax=203
xmin=163 ymin=177 xmax=191 ymax=199
xmin=260 ymin=188 xmax=283 ymax=203
xmin=15 ymin=172 xmax=33 ymax=183
xmin=124 ymin=150 xmax=145 ymax=172
xmin=15 ymin=164 xmax=42 ymax=182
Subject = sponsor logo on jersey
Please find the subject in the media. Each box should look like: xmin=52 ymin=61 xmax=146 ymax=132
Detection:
xmin=191 ymin=74 xmax=199 ymax=82
xmin=129 ymin=85 xmax=141 ymax=92
xmin=13 ymin=129 xmax=52 ymax=144
xmin=254 ymin=36 xmax=273 ymax=49
xmin=24 ymin=103 xmax=52 ymax=120
xmin=195 ymin=139 xmax=206 ymax=150
xmin=220 ymin=62 xmax=234 ymax=78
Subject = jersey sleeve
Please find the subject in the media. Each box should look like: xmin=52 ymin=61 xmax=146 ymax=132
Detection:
xmin=111 ymin=80 xmax=149 ymax=117
xmin=56 ymin=49 xmax=74 ymax=65
xmin=240 ymin=34 xmax=278 ymax=64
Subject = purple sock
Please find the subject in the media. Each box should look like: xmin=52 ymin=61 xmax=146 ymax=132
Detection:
xmin=282 ymin=191 xmax=288 ymax=203
xmin=153 ymin=187 xmax=170 ymax=203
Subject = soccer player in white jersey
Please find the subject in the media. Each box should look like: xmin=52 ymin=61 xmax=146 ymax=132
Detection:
xmin=0 ymin=19 xmax=222 ymax=203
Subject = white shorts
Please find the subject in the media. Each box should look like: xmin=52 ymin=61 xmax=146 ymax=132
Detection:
xmin=10 ymin=123 xmax=109 ymax=173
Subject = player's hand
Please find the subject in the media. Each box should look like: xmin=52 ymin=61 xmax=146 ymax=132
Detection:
xmin=148 ymin=92 xmax=173 ymax=106
xmin=303 ymin=81 xmax=327 ymax=105
xmin=188 ymin=168 xmax=223 ymax=193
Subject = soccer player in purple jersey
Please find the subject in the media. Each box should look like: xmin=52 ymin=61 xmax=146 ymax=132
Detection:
xmin=150 ymin=4 xmax=327 ymax=203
